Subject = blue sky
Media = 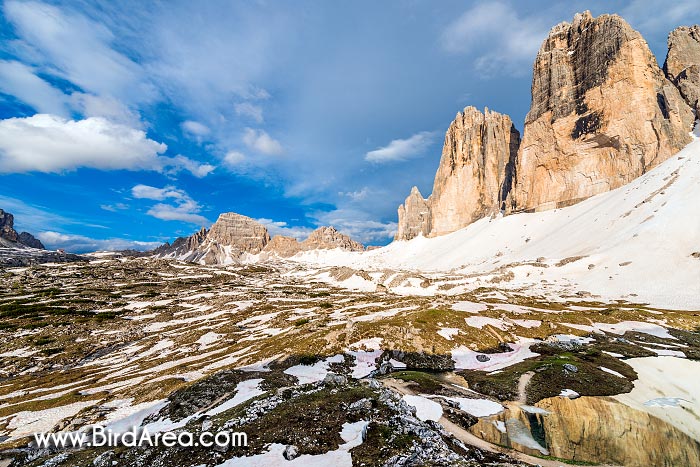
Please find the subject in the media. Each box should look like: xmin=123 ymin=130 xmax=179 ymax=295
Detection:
xmin=0 ymin=0 xmax=697 ymax=252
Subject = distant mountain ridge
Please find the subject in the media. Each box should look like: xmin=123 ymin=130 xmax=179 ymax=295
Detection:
xmin=152 ymin=212 xmax=365 ymax=264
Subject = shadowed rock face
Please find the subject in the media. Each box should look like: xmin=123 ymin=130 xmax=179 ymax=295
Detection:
xmin=665 ymin=25 xmax=700 ymax=114
xmin=0 ymin=209 xmax=19 ymax=243
xmin=511 ymin=11 xmax=694 ymax=212
xmin=395 ymin=107 xmax=519 ymax=240
xmin=0 ymin=209 xmax=44 ymax=249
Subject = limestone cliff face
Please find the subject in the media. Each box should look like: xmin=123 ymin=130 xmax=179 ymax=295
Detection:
xmin=429 ymin=107 xmax=519 ymax=236
xmin=395 ymin=187 xmax=431 ymax=241
xmin=511 ymin=11 xmax=694 ymax=212
xmin=207 ymin=213 xmax=270 ymax=255
xmin=394 ymin=107 xmax=519 ymax=240
xmin=472 ymin=397 xmax=700 ymax=467
xmin=263 ymin=226 xmax=365 ymax=257
xmin=665 ymin=25 xmax=700 ymax=114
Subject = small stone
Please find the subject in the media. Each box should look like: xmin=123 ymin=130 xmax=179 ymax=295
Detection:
xmin=563 ymin=363 xmax=579 ymax=373
xmin=323 ymin=373 xmax=348 ymax=386
xmin=476 ymin=354 xmax=490 ymax=362
xmin=283 ymin=445 xmax=299 ymax=460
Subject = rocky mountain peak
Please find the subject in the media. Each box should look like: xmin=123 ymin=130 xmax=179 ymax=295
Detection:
xmin=0 ymin=209 xmax=45 ymax=249
xmin=304 ymin=226 xmax=364 ymax=252
xmin=0 ymin=209 xmax=19 ymax=243
xmin=395 ymin=106 xmax=519 ymax=240
xmin=395 ymin=186 xmax=430 ymax=241
xmin=511 ymin=11 xmax=694 ymax=212
xmin=664 ymin=25 xmax=700 ymax=114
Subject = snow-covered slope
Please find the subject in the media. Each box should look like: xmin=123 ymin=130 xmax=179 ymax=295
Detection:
xmin=293 ymin=127 xmax=700 ymax=310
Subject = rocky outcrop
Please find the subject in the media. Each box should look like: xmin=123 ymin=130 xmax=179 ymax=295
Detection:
xmin=207 ymin=213 xmax=270 ymax=254
xmin=0 ymin=209 xmax=45 ymax=249
xmin=395 ymin=187 xmax=431 ymax=241
xmin=429 ymin=107 xmax=519 ymax=236
xmin=17 ymin=232 xmax=44 ymax=249
xmin=0 ymin=209 xmax=19 ymax=242
xmin=263 ymin=226 xmax=365 ymax=258
xmin=395 ymin=107 xmax=519 ymax=240
xmin=302 ymin=226 xmax=364 ymax=252
xmin=472 ymin=397 xmax=700 ymax=466
xmin=511 ymin=11 xmax=694 ymax=212
xmin=665 ymin=25 xmax=700 ymax=114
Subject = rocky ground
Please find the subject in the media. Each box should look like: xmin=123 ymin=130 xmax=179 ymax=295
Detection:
xmin=0 ymin=257 xmax=698 ymax=466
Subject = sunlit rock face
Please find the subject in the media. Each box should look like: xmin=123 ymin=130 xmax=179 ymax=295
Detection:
xmin=665 ymin=25 xmax=700 ymax=115
xmin=429 ymin=107 xmax=519 ymax=236
xmin=263 ymin=226 xmax=365 ymax=257
xmin=472 ymin=397 xmax=700 ymax=466
xmin=395 ymin=186 xmax=431 ymax=241
xmin=511 ymin=11 xmax=694 ymax=212
xmin=394 ymin=107 xmax=519 ymax=240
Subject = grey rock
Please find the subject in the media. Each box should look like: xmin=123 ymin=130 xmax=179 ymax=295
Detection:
xmin=563 ymin=363 xmax=579 ymax=373
xmin=323 ymin=373 xmax=348 ymax=386
xmin=283 ymin=444 xmax=299 ymax=460
xmin=476 ymin=354 xmax=490 ymax=362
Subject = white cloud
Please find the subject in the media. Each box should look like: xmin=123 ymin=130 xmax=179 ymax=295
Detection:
xmin=131 ymin=184 xmax=209 ymax=226
xmin=4 ymin=0 xmax=155 ymax=103
xmin=36 ymin=231 xmax=161 ymax=253
xmin=338 ymin=187 xmax=371 ymax=202
xmin=235 ymin=102 xmax=264 ymax=123
xmin=181 ymin=120 xmax=211 ymax=138
xmin=365 ymin=131 xmax=435 ymax=163
xmin=100 ymin=203 xmax=128 ymax=212
xmin=223 ymin=150 xmax=246 ymax=167
xmin=69 ymin=92 xmax=142 ymax=127
xmin=0 ymin=59 xmax=68 ymax=116
xmin=256 ymin=218 xmax=313 ymax=240
xmin=243 ymin=128 xmax=284 ymax=155
xmin=0 ymin=114 xmax=213 ymax=176
xmin=167 ymin=154 xmax=215 ymax=178
xmin=0 ymin=114 xmax=165 ymax=173
xmin=441 ymin=1 xmax=547 ymax=74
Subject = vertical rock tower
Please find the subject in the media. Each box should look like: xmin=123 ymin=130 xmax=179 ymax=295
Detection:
xmin=511 ymin=11 xmax=694 ymax=212
xmin=395 ymin=107 xmax=519 ymax=240
xmin=664 ymin=25 xmax=700 ymax=115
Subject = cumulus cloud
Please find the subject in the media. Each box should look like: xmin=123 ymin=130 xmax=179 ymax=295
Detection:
xmin=131 ymin=184 xmax=209 ymax=226
xmin=235 ymin=102 xmax=264 ymax=123
xmin=36 ymin=231 xmax=161 ymax=253
xmin=365 ymin=131 xmax=435 ymax=163
xmin=0 ymin=59 xmax=68 ymax=116
xmin=0 ymin=114 xmax=213 ymax=176
xmin=0 ymin=114 xmax=165 ymax=173
xmin=243 ymin=128 xmax=284 ymax=155
xmin=441 ymin=1 xmax=547 ymax=74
